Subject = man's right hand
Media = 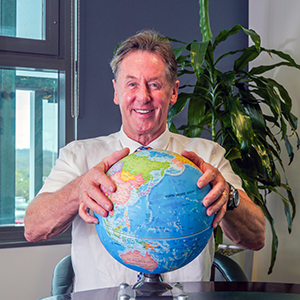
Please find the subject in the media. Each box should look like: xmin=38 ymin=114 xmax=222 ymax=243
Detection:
xmin=24 ymin=148 xmax=129 ymax=242
xmin=78 ymin=148 xmax=130 ymax=224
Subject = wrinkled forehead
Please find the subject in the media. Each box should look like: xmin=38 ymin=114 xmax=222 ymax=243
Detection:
xmin=115 ymin=50 xmax=171 ymax=83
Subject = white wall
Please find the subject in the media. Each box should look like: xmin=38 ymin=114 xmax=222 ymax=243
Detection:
xmin=249 ymin=0 xmax=300 ymax=283
xmin=0 ymin=243 xmax=71 ymax=300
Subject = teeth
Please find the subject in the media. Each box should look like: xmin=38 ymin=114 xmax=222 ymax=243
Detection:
xmin=135 ymin=109 xmax=151 ymax=113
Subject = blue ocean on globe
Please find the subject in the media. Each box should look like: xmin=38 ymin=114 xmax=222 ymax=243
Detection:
xmin=95 ymin=149 xmax=214 ymax=274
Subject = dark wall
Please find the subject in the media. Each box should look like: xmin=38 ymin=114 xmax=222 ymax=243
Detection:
xmin=78 ymin=0 xmax=248 ymax=140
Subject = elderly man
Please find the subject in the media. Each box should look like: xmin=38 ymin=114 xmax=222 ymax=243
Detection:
xmin=24 ymin=30 xmax=265 ymax=292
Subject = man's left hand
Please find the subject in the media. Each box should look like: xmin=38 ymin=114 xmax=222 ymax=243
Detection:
xmin=181 ymin=150 xmax=229 ymax=228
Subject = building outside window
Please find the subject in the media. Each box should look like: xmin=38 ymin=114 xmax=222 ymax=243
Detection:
xmin=1 ymin=68 xmax=59 ymax=225
xmin=0 ymin=0 xmax=76 ymax=247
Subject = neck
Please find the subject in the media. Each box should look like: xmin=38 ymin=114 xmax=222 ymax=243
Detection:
xmin=131 ymin=134 xmax=157 ymax=146
xmin=124 ymin=130 xmax=163 ymax=146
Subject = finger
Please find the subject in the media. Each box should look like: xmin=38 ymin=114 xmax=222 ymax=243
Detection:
xmin=85 ymin=184 xmax=113 ymax=212
xmin=182 ymin=150 xmax=219 ymax=189
xmin=102 ymin=148 xmax=130 ymax=173
xmin=197 ymin=169 xmax=217 ymax=190
xmin=181 ymin=150 xmax=204 ymax=170
xmin=81 ymin=190 xmax=110 ymax=218
xmin=78 ymin=202 xmax=99 ymax=224
xmin=211 ymin=204 xmax=227 ymax=228
xmin=202 ymin=181 xmax=225 ymax=207
xmin=206 ymin=189 xmax=228 ymax=216
xmin=94 ymin=148 xmax=130 ymax=193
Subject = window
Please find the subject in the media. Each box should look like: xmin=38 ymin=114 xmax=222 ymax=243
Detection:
xmin=0 ymin=0 xmax=59 ymax=54
xmin=0 ymin=0 xmax=76 ymax=247
xmin=1 ymin=68 xmax=59 ymax=225
xmin=1 ymin=0 xmax=46 ymax=40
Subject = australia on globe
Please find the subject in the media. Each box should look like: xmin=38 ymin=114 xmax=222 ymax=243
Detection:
xmin=94 ymin=149 xmax=214 ymax=274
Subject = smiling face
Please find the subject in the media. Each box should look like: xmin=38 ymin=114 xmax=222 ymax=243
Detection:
xmin=113 ymin=50 xmax=179 ymax=145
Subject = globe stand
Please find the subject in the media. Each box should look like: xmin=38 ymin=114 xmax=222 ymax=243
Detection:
xmin=133 ymin=273 xmax=172 ymax=296
xmin=117 ymin=273 xmax=189 ymax=300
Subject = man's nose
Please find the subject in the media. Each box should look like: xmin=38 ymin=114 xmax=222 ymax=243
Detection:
xmin=137 ymin=84 xmax=151 ymax=101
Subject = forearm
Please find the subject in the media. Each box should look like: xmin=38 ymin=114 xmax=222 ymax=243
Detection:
xmin=220 ymin=190 xmax=265 ymax=251
xmin=24 ymin=176 xmax=82 ymax=242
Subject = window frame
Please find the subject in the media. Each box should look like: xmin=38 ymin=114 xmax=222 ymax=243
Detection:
xmin=0 ymin=0 xmax=75 ymax=247
xmin=0 ymin=0 xmax=59 ymax=55
xmin=0 ymin=226 xmax=72 ymax=248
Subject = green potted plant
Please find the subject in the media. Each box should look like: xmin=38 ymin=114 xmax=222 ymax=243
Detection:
xmin=167 ymin=0 xmax=300 ymax=274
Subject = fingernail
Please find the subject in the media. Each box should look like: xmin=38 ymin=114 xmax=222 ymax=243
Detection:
xmin=203 ymin=198 xmax=209 ymax=207
xmin=105 ymin=203 xmax=111 ymax=211
xmin=207 ymin=208 xmax=214 ymax=216
xmin=109 ymin=185 xmax=114 ymax=192
xmin=198 ymin=181 xmax=204 ymax=189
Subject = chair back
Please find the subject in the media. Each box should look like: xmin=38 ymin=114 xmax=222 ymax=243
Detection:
xmin=51 ymin=255 xmax=74 ymax=296
xmin=211 ymin=252 xmax=248 ymax=281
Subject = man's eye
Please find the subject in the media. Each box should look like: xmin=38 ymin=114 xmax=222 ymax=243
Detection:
xmin=150 ymin=83 xmax=158 ymax=88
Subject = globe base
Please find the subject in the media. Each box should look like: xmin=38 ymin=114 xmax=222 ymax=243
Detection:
xmin=133 ymin=273 xmax=172 ymax=296
xmin=118 ymin=273 xmax=189 ymax=299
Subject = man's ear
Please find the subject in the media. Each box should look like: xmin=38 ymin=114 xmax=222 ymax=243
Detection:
xmin=112 ymin=79 xmax=119 ymax=105
xmin=170 ymin=80 xmax=180 ymax=105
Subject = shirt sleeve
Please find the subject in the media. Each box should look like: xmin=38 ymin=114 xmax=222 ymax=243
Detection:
xmin=38 ymin=144 xmax=83 ymax=194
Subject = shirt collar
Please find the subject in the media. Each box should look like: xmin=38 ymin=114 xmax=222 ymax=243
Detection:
xmin=118 ymin=126 xmax=170 ymax=154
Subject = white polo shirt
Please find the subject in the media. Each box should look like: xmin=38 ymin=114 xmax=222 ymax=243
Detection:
xmin=40 ymin=127 xmax=243 ymax=292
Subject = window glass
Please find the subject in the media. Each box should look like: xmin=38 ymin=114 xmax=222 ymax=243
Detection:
xmin=0 ymin=0 xmax=46 ymax=40
xmin=0 ymin=68 xmax=59 ymax=226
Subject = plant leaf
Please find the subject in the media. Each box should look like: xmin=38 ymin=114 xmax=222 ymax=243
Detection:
xmin=213 ymin=24 xmax=261 ymax=51
xmin=186 ymin=96 xmax=207 ymax=137
xmin=262 ymin=47 xmax=300 ymax=70
xmin=268 ymin=185 xmax=293 ymax=233
xmin=265 ymin=126 xmax=281 ymax=154
xmin=242 ymin=28 xmax=261 ymax=51
xmin=266 ymin=77 xmax=292 ymax=107
xmin=173 ymin=44 xmax=190 ymax=60
xmin=250 ymin=62 xmax=297 ymax=76
xmin=234 ymin=46 xmax=260 ymax=71
xmin=227 ymin=97 xmax=254 ymax=150
xmin=285 ymin=184 xmax=296 ymax=221
xmin=190 ymin=41 xmax=209 ymax=79
xmin=284 ymin=135 xmax=294 ymax=164
xmin=218 ymin=71 xmax=236 ymax=89
xmin=199 ymin=0 xmax=213 ymax=42
xmin=259 ymin=202 xmax=278 ymax=274
xmin=243 ymin=102 xmax=266 ymax=132
xmin=215 ymin=48 xmax=247 ymax=66
xmin=250 ymin=76 xmax=281 ymax=119
xmin=253 ymin=137 xmax=272 ymax=176
xmin=166 ymin=36 xmax=186 ymax=44
xmin=169 ymin=122 xmax=179 ymax=134
xmin=214 ymin=226 xmax=223 ymax=251
xmin=167 ymin=92 xmax=190 ymax=126
xmin=225 ymin=147 xmax=242 ymax=161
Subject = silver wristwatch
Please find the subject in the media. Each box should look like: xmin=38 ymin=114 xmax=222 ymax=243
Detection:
xmin=226 ymin=182 xmax=240 ymax=210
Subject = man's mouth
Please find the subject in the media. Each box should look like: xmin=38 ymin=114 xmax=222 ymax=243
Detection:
xmin=134 ymin=109 xmax=153 ymax=114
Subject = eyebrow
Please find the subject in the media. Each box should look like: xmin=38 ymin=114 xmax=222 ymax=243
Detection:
xmin=125 ymin=75 xmax=162 ymax=81
xmin=125 ymin=75 xmax=137 ymax=80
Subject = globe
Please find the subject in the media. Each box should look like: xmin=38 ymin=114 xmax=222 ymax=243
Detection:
xmin=94 ymin=149 xmax=214 ymax=274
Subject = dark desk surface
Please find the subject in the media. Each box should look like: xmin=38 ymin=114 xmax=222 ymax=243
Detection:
xmin=42 ymin=282 xmax=300 ymax=300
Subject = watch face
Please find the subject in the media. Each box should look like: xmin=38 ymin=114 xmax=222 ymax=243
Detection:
xmin=227 ymin=183 xmax=239 ymax=210
xmin=233 ymin=189 xmax=240 ymax=207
